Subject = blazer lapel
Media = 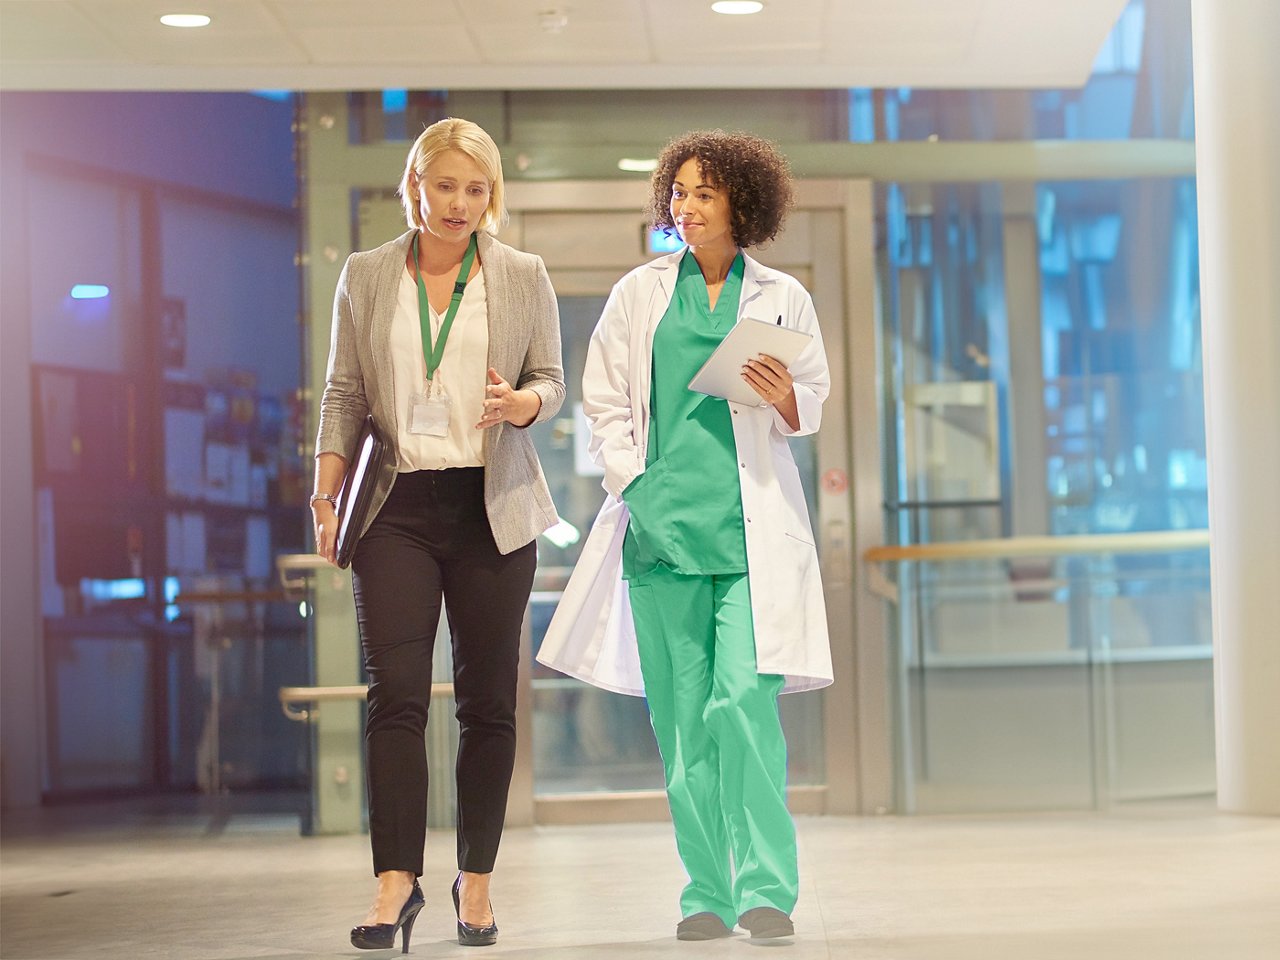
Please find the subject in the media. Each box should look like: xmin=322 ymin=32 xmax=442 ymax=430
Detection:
xmin=477 ymin=232 xmax=512 ymax=377
xmin=476 ymin=232 xmax=509 ymax=462
xmin=370 ymin=231 xmax=415 ymax=440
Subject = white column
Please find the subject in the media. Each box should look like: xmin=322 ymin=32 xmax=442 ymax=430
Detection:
xmin=1191 ymin=0 xmax=1280 ymax=815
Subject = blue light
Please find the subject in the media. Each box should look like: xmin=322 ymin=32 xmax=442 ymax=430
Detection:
xmin=81 ymin=578 xmax=147 ymax=601
xmin=71 ymin=284 xmax=110 ymax=300
xmin=382 ymin=89 xmax=408 ymax=112
xmin=646 ymin=228 xmax=684 ymax=255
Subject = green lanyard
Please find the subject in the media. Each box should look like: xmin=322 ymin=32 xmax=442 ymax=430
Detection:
xmin=413 ymin=231 xmax=478 ymax=383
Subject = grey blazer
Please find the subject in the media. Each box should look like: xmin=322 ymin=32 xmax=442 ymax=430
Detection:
xmin=316 ymin=229 xmax=565 ymax=555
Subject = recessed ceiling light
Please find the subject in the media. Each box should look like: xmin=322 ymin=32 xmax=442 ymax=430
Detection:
xmin=617 ymin=158 xmax=658 ymax=173
xmin=711 ymin=1 xmax=764 ymax=14
xmin=159 ymin=14 xmax=212 ymax=28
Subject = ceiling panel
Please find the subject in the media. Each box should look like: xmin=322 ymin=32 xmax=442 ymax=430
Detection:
xmin=296 ymin=26 xmax=481 ymax=66
xmin=821 ymin=18 xmax=976 ymax=69
xmin=460 ymin=0 xmax=647 ymax=25
xmin=463 ymin=0 xmax=650 ymax=64
xmin=0 ymin=0 xmax=1128 ymax=90
xmin=656 ymin=32 xmax=824 ymax=62
xmin=0 ymin=1 xmax=131 ymax=62
xmin=268 ymin=1 xmax=466 ymax=29
xmin=476 ymin=24 xmax=654 ymax=65
xmin=971 ymin=3 xmax=1122 ymax=85
xmin=76 ymin=1 xmax=309 ymax=65
xmin=652 ymin=0 xmax=823 ymax=51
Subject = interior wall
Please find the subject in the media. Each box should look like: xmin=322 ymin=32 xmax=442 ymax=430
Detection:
xmin=158 ymin=198 xmax=299 ymax=397
xmin=0 ymin=92 xmax=297 ymax=807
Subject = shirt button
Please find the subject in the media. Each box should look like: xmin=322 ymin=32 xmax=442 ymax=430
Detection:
xmin=746 ymin=517 xmax=752 ymax=523
xmin=740 ymin=462 xmax=746 ymax=468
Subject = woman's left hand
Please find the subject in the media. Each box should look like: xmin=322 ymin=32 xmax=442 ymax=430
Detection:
xmin=742 ymin=354 xmax=793 ymax=406
xmin=477 ymin=367 xmax=541 ymax=429
xmin=743 ymin=354 xmax=801 ymax=431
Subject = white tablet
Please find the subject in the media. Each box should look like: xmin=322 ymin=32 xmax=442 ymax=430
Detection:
xmin=687 ymin=317 xmax=813 ymax=406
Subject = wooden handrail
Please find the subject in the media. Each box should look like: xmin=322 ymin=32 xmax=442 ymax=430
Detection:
xmin=863 ymin=529 xmax=1209 ymax=564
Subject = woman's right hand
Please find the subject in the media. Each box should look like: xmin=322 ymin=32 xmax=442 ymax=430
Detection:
xmin=312 ymin=452 xmax=349 ymax=567
xmin=313 ymin=500 xmax=339 ymax=566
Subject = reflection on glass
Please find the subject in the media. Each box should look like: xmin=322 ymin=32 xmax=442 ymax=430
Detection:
xmin=1039 ymin=178 xmax=1206 ymax=537
xmin=877 ymin=170 xmax=1211 ymax=813
xmin=528 ymin=294 xmax=661 ymax=795
xmin=897 ymin=551 xmax=1213 ymax=813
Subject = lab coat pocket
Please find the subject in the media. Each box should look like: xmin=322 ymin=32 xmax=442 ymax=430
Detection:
xmin=770 ymin=449 xmax=818 ymax=544
xmin=621 ymin=456 xmax=673 ymax=566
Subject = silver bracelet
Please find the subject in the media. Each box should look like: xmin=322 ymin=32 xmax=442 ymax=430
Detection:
xmin=310 ymin=492 xmax=339 ymax=509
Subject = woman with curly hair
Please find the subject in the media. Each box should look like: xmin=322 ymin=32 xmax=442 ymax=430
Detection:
xmin=539 ymin=130 xmax=832 ymax=941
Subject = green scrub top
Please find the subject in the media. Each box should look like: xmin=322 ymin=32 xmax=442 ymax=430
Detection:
xmin=622 ymin=250 xmax=748 ymax=580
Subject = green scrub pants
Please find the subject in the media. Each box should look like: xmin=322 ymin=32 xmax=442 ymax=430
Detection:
xmin=627 ymin=563 xmax=798 ymax=925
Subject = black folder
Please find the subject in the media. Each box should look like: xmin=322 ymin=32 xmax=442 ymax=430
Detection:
xmin=335 ymin=415 xmax=391 ymax=569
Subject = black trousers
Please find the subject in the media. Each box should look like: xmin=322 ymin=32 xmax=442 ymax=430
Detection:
xmin=351 ymin=468 xmax=537 ymax=877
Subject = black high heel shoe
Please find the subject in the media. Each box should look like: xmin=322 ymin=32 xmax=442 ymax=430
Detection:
xmin=350 ymin=879 xmax=424 ymax=953
xmin=452 ymin=873 xmax=498 ymax=947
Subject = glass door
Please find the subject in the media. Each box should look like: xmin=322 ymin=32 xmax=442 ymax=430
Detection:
xmin=527 ymin=291 xmax=666 ymax=798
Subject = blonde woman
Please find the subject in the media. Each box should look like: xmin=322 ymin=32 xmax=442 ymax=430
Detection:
xmin=312 ymin=118 xmax=563 ymax=950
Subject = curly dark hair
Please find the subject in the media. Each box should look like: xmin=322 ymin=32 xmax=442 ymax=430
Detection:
xmin=647 ymin=130 xmax=794 ymax=249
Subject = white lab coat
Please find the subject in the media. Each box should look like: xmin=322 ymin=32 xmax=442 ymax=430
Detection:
xmin=537 ymin=249 xmax=834 ymax=695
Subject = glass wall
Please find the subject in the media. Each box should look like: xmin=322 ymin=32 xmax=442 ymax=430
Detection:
xmin=1039 ymin=178 xmax=1206 ymax=537
xmin=5 ymin=92 xmax=308 ymax=801
xmin=876 ymin=172 xmax=1210 ymax=812
xmin=527 ymin=294 xmax=665 ymax=795
xmin=849 ymin=0 xmax=1192 ymax=144
xmin=879 ymin=176 xmax=1205 ymax=539
xmin=857 ymin=0 xmax=1208 ymax=812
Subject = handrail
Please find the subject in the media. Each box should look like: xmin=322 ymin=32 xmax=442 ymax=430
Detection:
xmin=278 ymin=683 xmax=456 ymax=721
xmin=276 ymin=553 xmax=331 ymax=595
xmin=863 ymin=529 xmax=1209 ymax=564
xmin=174 ymin=589 xmax=291 ymax=604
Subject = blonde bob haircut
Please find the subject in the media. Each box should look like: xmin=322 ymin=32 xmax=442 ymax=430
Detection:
xmin=398 ymin=118 xmax=508 ymax=233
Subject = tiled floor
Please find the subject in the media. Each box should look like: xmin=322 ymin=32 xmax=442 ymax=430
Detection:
xmin=2 ymin=797 xmax=1277 ymax=959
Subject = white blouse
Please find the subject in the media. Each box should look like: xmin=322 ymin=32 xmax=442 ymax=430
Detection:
xmin=389 ymin=265 xmax=489 ymax=470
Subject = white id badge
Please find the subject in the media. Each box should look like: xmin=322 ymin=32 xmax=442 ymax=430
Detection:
xmin=409 ymin=388 xmax=452 ymax=437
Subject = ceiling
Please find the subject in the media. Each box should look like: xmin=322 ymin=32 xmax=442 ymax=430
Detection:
xmin=0 ymin=0 xmax=1127 ymax=92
